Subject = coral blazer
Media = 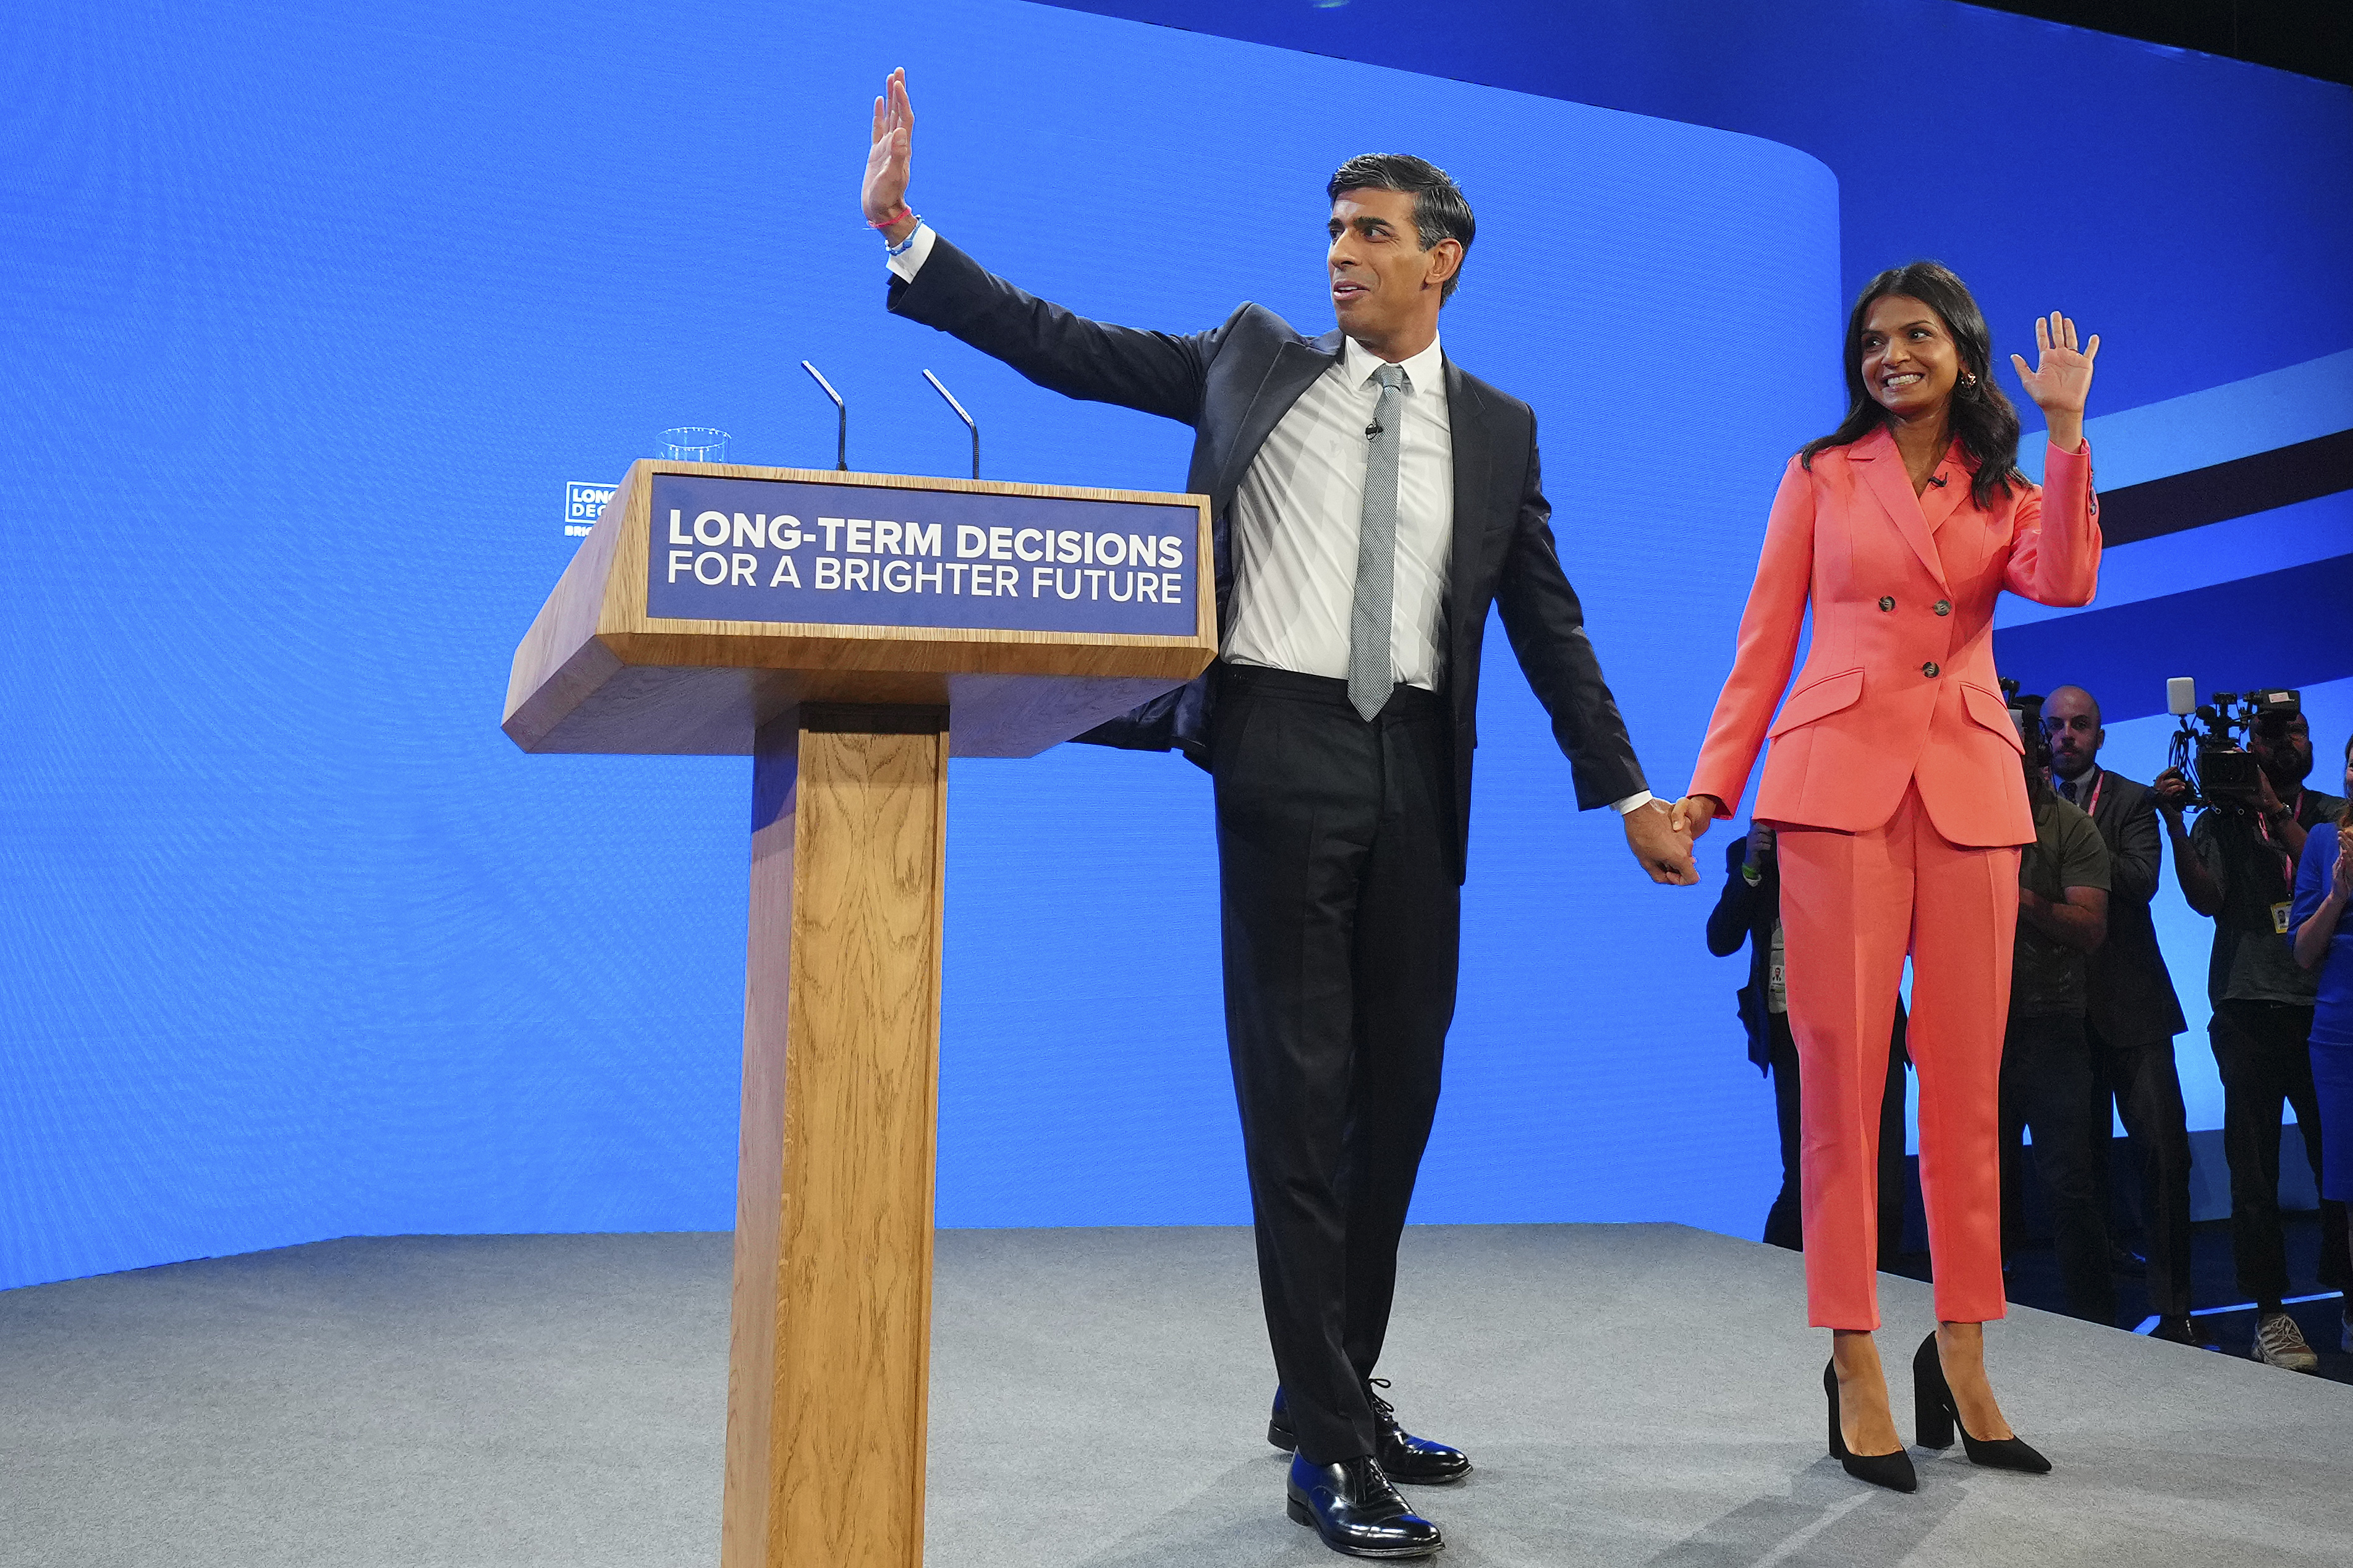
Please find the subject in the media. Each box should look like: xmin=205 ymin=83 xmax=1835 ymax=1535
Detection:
xmin=1689 ymin=428 xmax=2099 ymax=848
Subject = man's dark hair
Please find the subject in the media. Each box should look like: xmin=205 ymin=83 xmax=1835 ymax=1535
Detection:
xmin=1326 ymin=154 xmax=1475 ymax=302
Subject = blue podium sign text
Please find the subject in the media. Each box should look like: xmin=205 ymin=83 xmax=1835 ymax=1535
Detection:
xmin=645 ymin=475 xmax=1200 ymax=635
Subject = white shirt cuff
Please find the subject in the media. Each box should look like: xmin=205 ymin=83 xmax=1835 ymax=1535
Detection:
xmin=1612 ymin=790 xmax=1656 ymax=815
xmin=885 ymin=222 xmax=936 ymax=282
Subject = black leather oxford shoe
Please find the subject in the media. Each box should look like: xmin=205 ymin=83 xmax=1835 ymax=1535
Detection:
xmin=1269 ymin=1380 xmax=1472 ymax=1485
xmin=1285 ymin=1452 xmax=1444 ymax=1559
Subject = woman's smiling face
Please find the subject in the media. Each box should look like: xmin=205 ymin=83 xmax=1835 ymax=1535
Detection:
xmin=1859 ymin=294 xmax=1961 ymax=422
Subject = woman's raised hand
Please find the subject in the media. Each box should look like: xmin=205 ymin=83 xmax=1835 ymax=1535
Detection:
xmin=862 ymin=67 xmax=916 ymax=237
xmin=2011 ymin=311 xmax=2098 ymax=450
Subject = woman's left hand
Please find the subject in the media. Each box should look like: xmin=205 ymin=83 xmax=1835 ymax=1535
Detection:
xmin=2011 ymin=312 xmax=2099 ymax=445
xmin=2332 ymin=835 xmax=2353 ymax=904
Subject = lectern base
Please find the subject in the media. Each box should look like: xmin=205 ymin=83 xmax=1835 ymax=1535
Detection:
xmin=723 ymin=706 xmax=948 ymax=1568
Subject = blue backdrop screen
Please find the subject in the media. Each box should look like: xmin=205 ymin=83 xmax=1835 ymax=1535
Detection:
xmin=9 ymin=0 xmax=2349 ymax=1292
xmin=0 ymin=0 xmax=1840 ymax=1287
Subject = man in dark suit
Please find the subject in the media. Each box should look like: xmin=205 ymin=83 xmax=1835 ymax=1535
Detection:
xmin=2042 ymin=685 xmax=2200 ymax=1342
xmin=862 ymin=71 xmax=1695 ymax=1558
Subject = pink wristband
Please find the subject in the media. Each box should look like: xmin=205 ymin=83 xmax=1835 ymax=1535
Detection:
xmin=867 ymin=206 xmax=915 ymax=231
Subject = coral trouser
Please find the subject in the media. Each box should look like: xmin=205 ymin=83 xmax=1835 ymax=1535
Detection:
xmin=1774 ymin=784 xmax=2018 ymax=1328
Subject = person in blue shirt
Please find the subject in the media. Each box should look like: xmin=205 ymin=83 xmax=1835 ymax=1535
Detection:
xmin=2291 ymin=732 xmax=2353 ymax=1355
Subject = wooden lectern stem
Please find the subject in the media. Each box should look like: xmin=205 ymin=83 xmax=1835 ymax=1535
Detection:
xmin=723 ymin=705 xmax=949 ymax=1568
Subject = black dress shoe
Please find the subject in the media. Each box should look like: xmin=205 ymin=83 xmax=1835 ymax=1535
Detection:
xmin=1268 ymin=1379 xmax=1472 ymax=1484
xmin=1911 ymin=1332 xmax=2050 ymax=1473
xmin=2150 ymin=1315 xmax=2219 ymax=1348
xmin=1823 ymin=1361 xmax=1915 ymax=1493
xmin=1285 ymin=1452 xmax=1444 ymax=1559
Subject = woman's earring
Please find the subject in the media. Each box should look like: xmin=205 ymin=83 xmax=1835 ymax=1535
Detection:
xmin=1961 ymin=372 xmax=1977 ymax=390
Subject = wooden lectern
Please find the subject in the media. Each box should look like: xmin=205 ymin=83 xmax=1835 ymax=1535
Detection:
xmin=504 ymin=461 xmax=1214 ymax=1567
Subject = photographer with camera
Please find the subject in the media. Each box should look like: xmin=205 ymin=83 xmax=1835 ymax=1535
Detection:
xmin=2043 ymin=685 xmax=2200 ymax=1342
xmin=2291 ymin=732 xmax=2353 ymax=1356
xmin=2000 ymin=691 xmax=2117 ymax=1325
xmin=2155 ymin=696 xmax=2353 ymax=1369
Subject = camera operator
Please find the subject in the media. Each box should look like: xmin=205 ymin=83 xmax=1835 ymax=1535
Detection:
xmin=2043 ymin=685 xmax=2200 ymax=1342
xmin=2000 ymin=696 xmax=2116 ymax=1324
xmin=1706 ymin=820 xmax=1909 ymax=1260
xmin=2155 ymin=704 xmax=2353 ymax=1370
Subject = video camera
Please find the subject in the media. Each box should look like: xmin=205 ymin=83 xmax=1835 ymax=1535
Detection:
xmin=2164 ymin=678 xmax=2300 ymax=808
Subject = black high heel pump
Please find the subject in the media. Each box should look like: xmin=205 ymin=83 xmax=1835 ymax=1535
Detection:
xmin=1823 ymin=1361 xmax=1916 ymax=1492
xmin=1912 ymin=1331 xmax=2050 ymax=1473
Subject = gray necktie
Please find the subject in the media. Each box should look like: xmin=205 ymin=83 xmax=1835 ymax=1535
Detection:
xmin=1349 ymin=363 xmax=1406 ymax=721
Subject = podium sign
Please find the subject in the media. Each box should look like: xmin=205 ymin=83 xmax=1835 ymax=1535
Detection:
xmin=645 ymin=472 xmax=1200 ymax=637
xmin=504 ymin=462 xmax=1216 ymax=1568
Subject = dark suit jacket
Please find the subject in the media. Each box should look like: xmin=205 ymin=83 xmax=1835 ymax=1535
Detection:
xmin=2079 ymin=769 xmax=2187 ymax=1044
xmin=886 ymin=239 xmax=1646 ymax=879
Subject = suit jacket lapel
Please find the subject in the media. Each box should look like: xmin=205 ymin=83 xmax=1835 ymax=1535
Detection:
xmin=1444 ymin=357 xmax=1489 ymax=671
xmin=1920 ymin=443 xmax=1970 ymax=536
xmin=1213 ymin=331 xmax=1342 ymax=506
xmin=1851 ymin=427 xmax=1948 ymax=590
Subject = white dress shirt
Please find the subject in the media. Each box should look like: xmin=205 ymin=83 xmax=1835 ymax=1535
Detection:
xmin=888 ymin=224 xmax=1653 ymax=815
xmin=1224 ymin=331 xmax=1454 ymax=693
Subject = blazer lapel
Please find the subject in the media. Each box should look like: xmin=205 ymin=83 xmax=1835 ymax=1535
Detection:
xmin=1920 ymin=441 xmax=1970 ymax=536
xmin=1850 ymin=428 xmax=1948 ymax=590
xmin=1213 ymin=330 xmax=1342 ymax=506
xmin=1443 ymin=357 xmax=1490 ymax=664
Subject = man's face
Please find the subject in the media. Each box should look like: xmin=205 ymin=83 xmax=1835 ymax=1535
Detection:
xmin=2249 ymin=713 xmax=2313 ymax=790
xmin=2042 ymin=689 xmax=2102 ymax=781
xmin=1327 ymin=187 xmax=1456 ymax=344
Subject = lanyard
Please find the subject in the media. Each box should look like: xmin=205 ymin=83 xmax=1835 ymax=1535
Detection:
xmin=2057 ymin=767 xmax=2102 ymax=816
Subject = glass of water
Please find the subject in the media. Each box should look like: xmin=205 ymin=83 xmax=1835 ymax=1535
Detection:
xmin=661 ymin=427 xmax=730 ymax=463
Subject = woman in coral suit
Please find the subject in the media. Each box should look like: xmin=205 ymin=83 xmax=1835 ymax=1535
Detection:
xmin=1673 ymin=263 xmax=2100 ymax=1491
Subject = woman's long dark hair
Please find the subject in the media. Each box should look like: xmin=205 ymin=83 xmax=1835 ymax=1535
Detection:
xmin=1802 ymin=261 xmax=2024 ymax=511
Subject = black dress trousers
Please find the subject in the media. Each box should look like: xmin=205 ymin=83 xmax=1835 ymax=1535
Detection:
xmin=1211 ymin=663 xmax=1460 ymax=1466
xmin=1999 ymin=1012 xmax=2118 ymax=1325
xmin=2084 ymin=1023 xmax=2196 ymax=1318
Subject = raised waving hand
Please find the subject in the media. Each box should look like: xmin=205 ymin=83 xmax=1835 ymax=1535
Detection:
xmin=2011 ymin=311 xmax=2099 ymax=451
xmin=862 ymin=67 xmax=917 ymax=242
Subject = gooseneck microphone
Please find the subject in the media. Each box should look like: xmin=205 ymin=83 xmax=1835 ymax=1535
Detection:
xmin=801 ymin=360 xmax=848 ymax=471
xmin=922 ymin=368 xmax=980 ymax=480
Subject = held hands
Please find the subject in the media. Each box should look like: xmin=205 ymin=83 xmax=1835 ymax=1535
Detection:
xmin=863 ymin=67 xmax=917 ymax=243
xmin=1626 ymin=799 xmax=1699 ymax=886
xmin=2332 ymin=837 xmax=2353 ymax=905
xmin=1669 ymin=794 xmax=1721 ymax=841
xmin=2011 ymin=311 xmax=2099 ymax=452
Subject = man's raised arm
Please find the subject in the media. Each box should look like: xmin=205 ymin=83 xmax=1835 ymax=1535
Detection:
xmin=859 ymin=68 xmax=1216 ymax=425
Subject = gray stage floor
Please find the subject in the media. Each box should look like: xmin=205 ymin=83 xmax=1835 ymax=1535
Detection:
xmin=3 ymin=1226 xmax=2349 ymax=1567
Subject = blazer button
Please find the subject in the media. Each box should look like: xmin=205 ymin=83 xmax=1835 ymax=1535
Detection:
xmin=1878 ymin=596 xmax=1896 ymax=612
xmin=1934 ymin=599 xmax=1952 ymax=616
xmin=1922 ymin=661 xmax=1941 ymax=677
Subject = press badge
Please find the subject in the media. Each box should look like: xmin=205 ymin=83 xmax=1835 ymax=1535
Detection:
xmin=2273 ymin=901 xmax=2294 ymax=935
